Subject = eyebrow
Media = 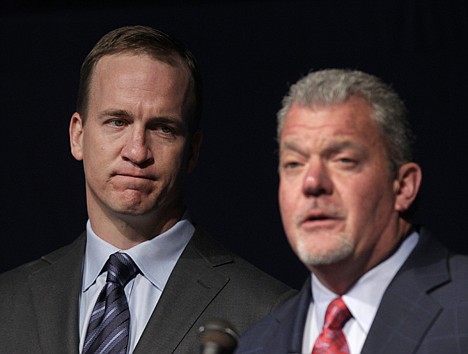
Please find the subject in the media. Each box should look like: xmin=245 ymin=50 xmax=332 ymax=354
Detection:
xmin=98 ymin=109 xmax=183 ymax=123
xmin=281 ymin=139 xmax=366 ymax=155
xmin=325 ymin=140 xmax=365 ymax=153
xmin=281 ymin=140 xmax=307 ymax=155
xmin=98 ymin=109 xmax=132 ymax=119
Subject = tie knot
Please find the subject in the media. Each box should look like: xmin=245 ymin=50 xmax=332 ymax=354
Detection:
xmin=105 ymin=252 xmax=139 ymax=287
xmin=324 ymin=297 xmax=351 ymax=330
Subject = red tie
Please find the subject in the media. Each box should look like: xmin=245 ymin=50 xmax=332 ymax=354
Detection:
xmin=312 ymin=297 xmax=352 ymax=354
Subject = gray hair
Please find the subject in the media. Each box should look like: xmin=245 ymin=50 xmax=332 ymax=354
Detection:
xmin=277 ymin=69 xmax=414 ymax=172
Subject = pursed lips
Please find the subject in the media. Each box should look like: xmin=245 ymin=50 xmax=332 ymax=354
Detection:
xmin=112 ymin=172 xmax=157 ymax=180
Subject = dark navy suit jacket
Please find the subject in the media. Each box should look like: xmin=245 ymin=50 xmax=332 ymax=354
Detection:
xmin=236 ymin=228 xmax=468 ymax=354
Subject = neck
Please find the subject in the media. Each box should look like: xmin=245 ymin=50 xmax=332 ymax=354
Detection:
xmin=88 ymin=204 xmax=184 ymax=250
xmin=310 ymin=219 xmax=413 ymax=295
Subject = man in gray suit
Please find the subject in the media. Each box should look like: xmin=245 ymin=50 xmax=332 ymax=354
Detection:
xmin=0 ymin=26 xmax=294 ymax=353
xmin=236 ymin=69 xmax=468 ymax=353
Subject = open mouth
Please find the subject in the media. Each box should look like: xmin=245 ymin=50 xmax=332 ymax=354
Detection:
xmin=304 ymin=213 xmax=333 ymax=222
xmin=301 ymin=212 xmax=342 ymax=228
xmin=306 ymin=215 xmax=330 ymax=221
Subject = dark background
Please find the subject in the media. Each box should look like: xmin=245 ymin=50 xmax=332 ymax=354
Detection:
xmin=1 ymin=0 xmax=467 ymax=290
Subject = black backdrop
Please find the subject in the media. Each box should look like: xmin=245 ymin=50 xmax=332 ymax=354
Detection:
xmin=1 ymin=0 xmax=467 ymax=289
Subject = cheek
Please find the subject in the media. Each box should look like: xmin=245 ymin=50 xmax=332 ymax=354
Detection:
xmin=82 ymin=131 xmax=112 ymax=158
xmin=155 ymin=140 xmax=187 ymax=159
xmin=343 ymin=179 xmax=395 ymax=227
xmin=155 ymin=147 xmax=190 ymax=185
xmin=83 ymin=146 xmax=109 ymax=173
xmin=278 ymin=183 xmax=289 ymax=215
xmin=278 ymin=184 xmax=297 ymax=226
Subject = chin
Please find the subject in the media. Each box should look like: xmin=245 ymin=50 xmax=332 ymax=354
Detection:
xmin=295 ymin=236 xmax=354 ymax=267
xmin=108 ymin=199 xmax=156 ymax=216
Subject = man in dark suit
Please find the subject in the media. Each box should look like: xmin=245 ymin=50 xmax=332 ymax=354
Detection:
xmin=236 ymin=69 xmax=468 ymax=353
xmin=0 ymin=26 xmax=294 ymax=353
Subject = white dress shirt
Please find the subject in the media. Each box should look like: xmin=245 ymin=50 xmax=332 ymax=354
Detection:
xmin=302 ymin=232 xmax=419 ymax=354
xmin=78 ymin=213 xmax=194 ymax=353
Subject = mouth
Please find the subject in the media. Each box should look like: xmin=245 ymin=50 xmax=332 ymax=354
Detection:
xmin=301 ymin=212 xmax=341 ymax=226
xmin=306 ymin=214 xmax=330 ymax=221
xmin=113 ymin=173 xmax=156 ymax=181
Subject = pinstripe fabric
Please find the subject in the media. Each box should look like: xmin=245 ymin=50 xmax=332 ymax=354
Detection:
xmin=83 ymin=253 xmax=139 ymax=354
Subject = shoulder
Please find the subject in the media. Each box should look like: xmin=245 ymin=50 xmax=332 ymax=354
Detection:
xmin=0 ymin=234 xmax=85 ymax=290
xmin=432 ymin=251 xmax=468 ymax=298
xmin=235 ymin=282 xmax=308 ymax=353
xmin=409 ymin=228 xmax=468 ymax=281
xmin=399 ymin=228 xmax=468 ymax=290
xmin=189 ymin=226 xmax=296 ymax=303
xmin=423 ymin=250 xmax=468 ymax=349
xmin=235 ymin=314 xmax=280 ymax=354
xmin=396 ymin=228 xmax=468 ymax=340
xmin=175 ymin=226 xmax=298 ymax=336
xmin=222 ymin=252 xmax=298 ymax=309
xmin=0 ymin=234 xmax=85 ymax=321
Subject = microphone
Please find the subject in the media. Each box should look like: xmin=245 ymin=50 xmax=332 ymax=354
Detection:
xmin=198 ymin=319 xmax=239 ymax=354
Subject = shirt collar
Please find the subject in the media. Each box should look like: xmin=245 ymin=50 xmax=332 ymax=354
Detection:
xmin=311 ymin=231 xmax=419 ymax=334
xmin=82 ymin=211 xmax=195 ymax=292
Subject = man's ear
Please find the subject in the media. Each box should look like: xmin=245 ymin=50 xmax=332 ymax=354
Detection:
xmin=187 ymin=131 xmax=203 ymax=173
xmin=69 ymin=113 xmax=84 ymax=161
xmin=393 ymin=162 xmax=422 ymax=212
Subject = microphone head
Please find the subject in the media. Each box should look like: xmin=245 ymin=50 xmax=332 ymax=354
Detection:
xmin=198 ymin=319 xmax=239 ymax=354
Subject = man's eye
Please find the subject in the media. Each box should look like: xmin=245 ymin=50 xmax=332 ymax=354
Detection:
xmin=107 ymin=119 xmax=127 ymax=127
xmin=283 ymin=161 xmax=301 ymax=169
xmin=153 ymin=125 xmax=177 ymax=136
xmin=336 ymin=157 xmax=358 ymax=167
xmin=160 ymin=126 xmax=173 ymax=134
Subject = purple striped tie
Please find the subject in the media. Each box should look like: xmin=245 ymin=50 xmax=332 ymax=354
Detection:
xmin=83 ymin=253 xmax=139 ymax=354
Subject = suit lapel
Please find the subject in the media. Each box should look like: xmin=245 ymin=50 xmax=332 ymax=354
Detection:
xmin=28 ymin=235 xmax=85 ymax=354
xmin=361 ymin=229 xmax=450 ymax=354
xmin=134 ymin=228 xmax=231 ymax=353
xmin=263 ymin=278 xmax=311 ymax=354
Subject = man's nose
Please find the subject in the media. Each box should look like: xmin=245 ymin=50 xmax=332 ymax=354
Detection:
xmin=302 ymin=159 xmax=333 ymax=196
xmin=121 ymin=128 xmax=153 ymax=167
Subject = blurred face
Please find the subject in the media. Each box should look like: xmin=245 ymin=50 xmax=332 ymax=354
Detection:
xmin=278 ymin=97 xmax=407 ymax=274
xmin=70 ymin=53 xmax=199 ymax=227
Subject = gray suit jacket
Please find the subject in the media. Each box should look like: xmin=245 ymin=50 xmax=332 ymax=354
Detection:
xmin=235 ymin=228 xmax=468 ymax=353
xmin=0 ymin=227 xmax=295 ymax=353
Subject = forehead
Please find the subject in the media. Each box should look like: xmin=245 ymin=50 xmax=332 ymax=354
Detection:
xmin=92 ymin=53 xmax=188 ymax=84
xmin=280 ymin=97 xmax=381 ymax=146
xmin=88 ymin=53 xmax=190 ymax=110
